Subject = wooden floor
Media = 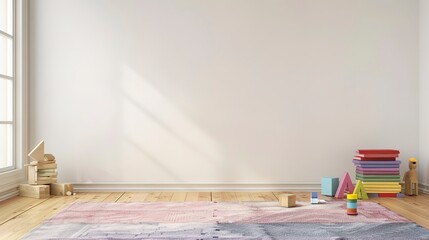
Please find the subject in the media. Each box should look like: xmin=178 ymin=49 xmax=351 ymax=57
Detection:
xmin=0 ymin=192 xmax=428 ymax=239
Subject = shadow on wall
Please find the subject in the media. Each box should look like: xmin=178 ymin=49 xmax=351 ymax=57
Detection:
xmin=120 ymin=65 xmax=231 ymax=182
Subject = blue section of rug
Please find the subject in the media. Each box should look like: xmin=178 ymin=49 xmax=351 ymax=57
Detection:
xmin=23 ymin=222 xmax=429 ymax=239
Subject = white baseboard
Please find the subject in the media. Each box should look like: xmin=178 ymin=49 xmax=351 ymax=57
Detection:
xmin=419 ymin=183 xmax=429 ymax=194
xmin=73 ymin=183 xmax=321 ymax=192
xmin=0 ymin=188 xmax=19 ymax=202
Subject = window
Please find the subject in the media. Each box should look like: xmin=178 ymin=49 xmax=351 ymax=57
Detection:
xmin=0 ymin=0 xmax=14 ymax=172
xmin=0 ymin=0 xmax=26 ymax=199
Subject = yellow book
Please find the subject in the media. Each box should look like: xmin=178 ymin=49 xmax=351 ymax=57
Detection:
xmin=366 ymin=190 xmax=401 ymax=193
xmin=362 ymin=182 xmax=400 ymax=185
xmin=364 ymin=185 xmax=401 ymax=188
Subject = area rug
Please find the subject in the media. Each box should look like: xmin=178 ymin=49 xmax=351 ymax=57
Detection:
xmin=23 ymin=201 xmax=429 ymax=239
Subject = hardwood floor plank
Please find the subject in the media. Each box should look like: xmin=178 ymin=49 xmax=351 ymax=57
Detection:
xmin=103 ymin=192 xmax=125 ymax=202
xmin=158 ymin=192 xmax=174 ymax=202
xmin=185 ymin=192 xmax=199 ymax=202
xmin=211 ymin=192 xmax=222 ymax=202
xmin=171 ymin=192 xmax=187 ymax=202
xmin=75 ymin=192 xmax=112 ymax=202
xmin=0 ymin=196 xmax=48 ymax=225
xmin=235 ymin=192 xmax=252 ymax=201
xmin=198 ymin=192 xmax=211 ymax=201
xmin=117 ymin=192 xmax=149 ymax=202
xmin=218 ymin=192 xmax=237 ymax=202
xmin=145 ymin=192 xmax=162 ymax=202
xmin=250 ymin=192 xmax=265 ymax=201
xmin=260 ymin=192 xmax=278 ymax=201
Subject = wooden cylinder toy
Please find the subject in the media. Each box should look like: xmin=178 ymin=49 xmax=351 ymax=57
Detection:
xmin=346 ymin=193 xmax=358 ymax=215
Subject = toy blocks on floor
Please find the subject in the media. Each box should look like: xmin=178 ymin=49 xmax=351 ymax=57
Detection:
xmin=321 ymin=177 xmax=339 ymax=196
xmin=352 ymin=180 xmax=368 ymax=200
xmin=19 ymin=140 xmax=74 ymax=199
xmin=335 ymin=172 xmax=354 ymax=199
xmin=27 ymin=162 xmax=58 ymax=185
xmin=279 ymin=194 xmax=296 ymax=208
xmin=50 ymin=183 xmax=74 ymax=196
xmin=19 ymin=184 xmax=50 ymax=199
xmin=311 ymin=192 xmax=318 ymax=204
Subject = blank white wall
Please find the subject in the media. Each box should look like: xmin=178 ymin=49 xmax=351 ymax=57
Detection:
xmin=420 ymin=0 xmax=429 ymax=189
xmin=29 ymin=0 xmax=419 ymax=185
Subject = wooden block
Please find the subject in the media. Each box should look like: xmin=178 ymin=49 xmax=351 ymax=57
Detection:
xmin=279 ymin=194 xmax=296 ymax=208
xmin=28 ymin=140 xmax=45 ymax=162
xmin=44 ymin=153 xmax=56 ymax=161
xmin=27 ymin=164 xmax=58 ymax=185
xmin=50 ymin=183 xmax=74 ymax=196
xmin=321 ymin=177 xmax=339 ymax=196
xmin=19 ymin=184 xmax=50 ymax=199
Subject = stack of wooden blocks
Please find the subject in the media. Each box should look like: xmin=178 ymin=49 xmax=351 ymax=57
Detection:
xmin=19 ymin=140 xmax=74 ymax=199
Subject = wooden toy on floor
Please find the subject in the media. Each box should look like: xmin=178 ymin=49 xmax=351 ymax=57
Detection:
xmin=403 ymin=157 xmax=418 ymax=196
xmin=279 ymin=194 xmax=296 ymax=208
xmin=19 ymin=184 xmax=50 ymax=199
xmin=346 ymin=193 xmax=358 ymax=215
xmin=335 ymin=172 xmax=354 ymax=199
xmin=311 ymin=192 xmax=318 ymax=204
xmin=50 ymin=183 xmax=74 ymax=196
xmin=26 ymin=140 xmax=58 ymax=185
xmin=20 ymin=140 xmax=72 ymax=199
xmin=310 ymin=192 xmax=326 ymax=204
xmin=321 ymin=177 xmax=339 ymax=196
xmin=352 ymin=180 xmax=368 ymax=200
xmin=27 ymin=140 xmax=45 ymax=163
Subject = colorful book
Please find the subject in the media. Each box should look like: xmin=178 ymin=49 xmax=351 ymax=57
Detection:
xmin=356 ymin=171 xmax=400 ymax=175
xmin=353 ymin=157 xmax=397 ymax=161
xmin=354 ymin=165 xmax=400 ymax=168
xmin=366 ymin=190 xmax=401 ymax=194
xmin=364 ymin=185 xmax=401 ymax=190
xmin=377 ymin=193 xmax=398 ymax=197
xmin=365 ymin=186 xmax=401 ymax=192
xmin=355 ymin=153 xmax=398 ymax=158
xmin=362 ymin=182 xmax=401 ymax=185
xmin=352 ymin=160 xmax=401 ymax=165
xmin=356 ymin=173 xmax=399 ymax=177
xmin=356 ymin=149 xmax=400 ymax=154
xmin=356 ymin=177 xmax=400 ymax=182
xmin=363 ymin=185 xmax=401 ymax=189
xmin=356 ymin=167 xmax=400 ymax=172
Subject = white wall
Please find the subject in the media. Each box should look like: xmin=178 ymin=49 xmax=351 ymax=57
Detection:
xmin=420 ymin=0 xmax=429 ymax=190
xmin=29 ymin=0 xmax=419 ymax=187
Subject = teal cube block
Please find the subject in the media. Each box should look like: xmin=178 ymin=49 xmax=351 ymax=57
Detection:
xmin=321 ymin=177 xmax=339 ymax=196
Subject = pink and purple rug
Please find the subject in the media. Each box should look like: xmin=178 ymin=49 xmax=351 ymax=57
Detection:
xmin=23 ymin=201 xmax=429 ymax=239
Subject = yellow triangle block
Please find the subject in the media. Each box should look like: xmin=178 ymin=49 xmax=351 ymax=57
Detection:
xmin=353 ymin=180 xmax=368 ymax=200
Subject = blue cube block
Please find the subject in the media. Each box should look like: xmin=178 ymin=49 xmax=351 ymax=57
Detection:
xmin=321 ymin=177 xmax=339 ymax=196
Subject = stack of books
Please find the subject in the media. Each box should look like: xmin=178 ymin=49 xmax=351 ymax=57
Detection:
xmin=352 ymin=149 xmax=401 ymax=197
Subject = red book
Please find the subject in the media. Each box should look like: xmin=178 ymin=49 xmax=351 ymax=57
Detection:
xmin=356 ymin=149 xmax=400 ymax=154
xmin=355 ymin=153 xmax=398 ymax=158
xmin=353 ymin=157 xmax=396 ymax=161
xmin=378 ymin=193 xmax=397 ymax=197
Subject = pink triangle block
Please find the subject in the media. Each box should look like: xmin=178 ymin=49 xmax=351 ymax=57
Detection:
xmin=335 ymin=172 xmax=355 ymax=199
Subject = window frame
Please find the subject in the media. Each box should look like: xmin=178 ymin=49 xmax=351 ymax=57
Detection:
xmin=0 ymin=0 xmax=16 ymax=173
xmin=0 ymin=0 xmax=28 ymax=200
